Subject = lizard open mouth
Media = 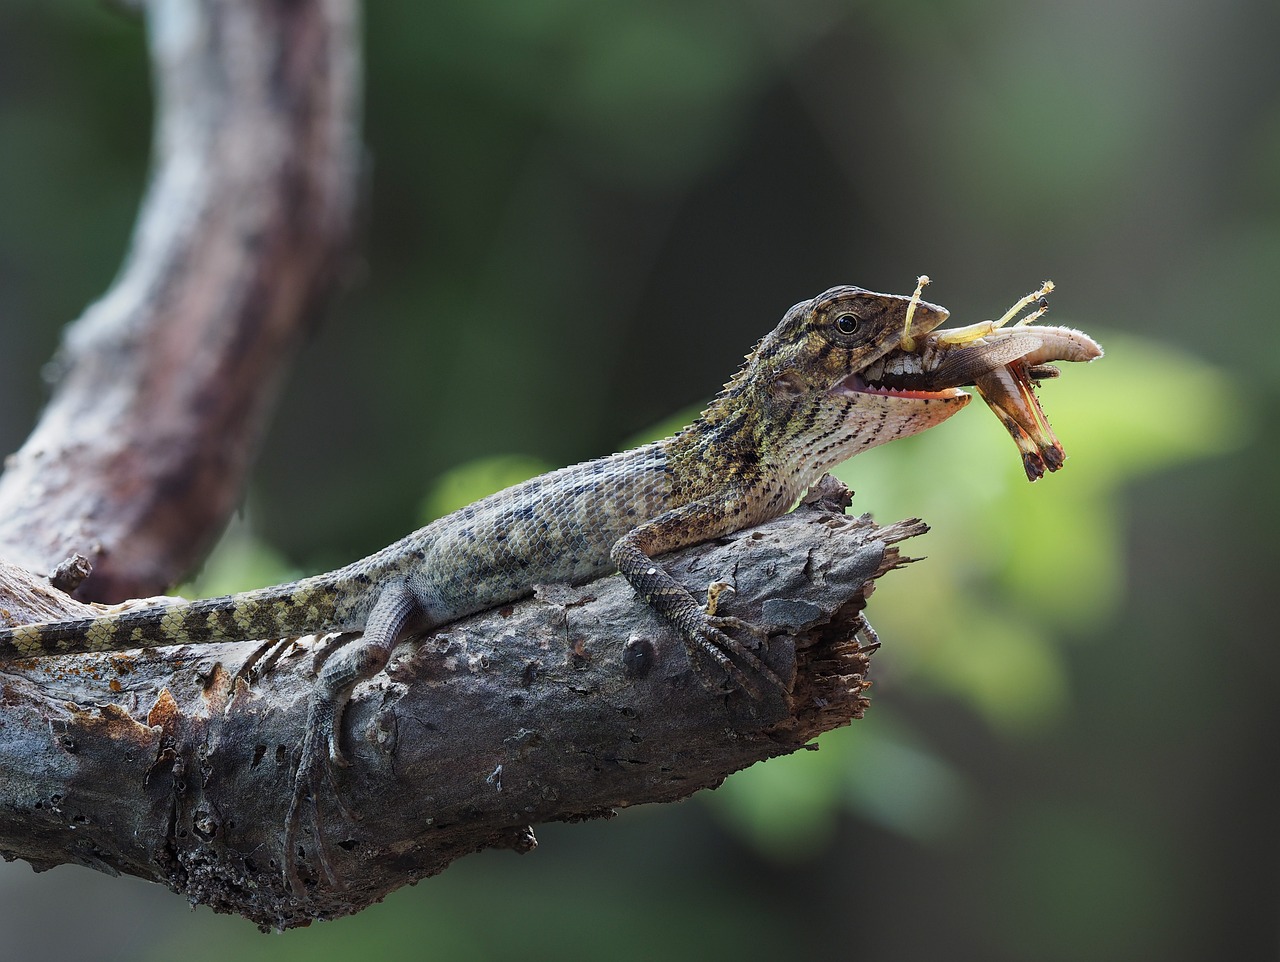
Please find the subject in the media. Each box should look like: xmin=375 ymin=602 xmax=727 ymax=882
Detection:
xmin=835 ymin=371 xmax=968 ymax=402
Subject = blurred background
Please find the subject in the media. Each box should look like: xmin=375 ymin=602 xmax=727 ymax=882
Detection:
xmin=0 ymin=0 xmax=1274 ymax=958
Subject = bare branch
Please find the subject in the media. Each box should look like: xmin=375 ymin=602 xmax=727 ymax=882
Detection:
xmin=0 ymin=487 xmax=922 ymax=929
xmin=0 ymin=0 xmax=362 ymax=601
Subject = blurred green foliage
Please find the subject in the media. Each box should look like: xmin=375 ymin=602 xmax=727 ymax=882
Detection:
xmin=2 ymin=0 xmax=1277 ymax=960
xmin=849 ymin=330 xmax=1246 ymax=728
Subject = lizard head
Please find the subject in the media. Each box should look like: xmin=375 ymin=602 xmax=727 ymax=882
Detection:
xmin=705 ymin=286 xmax=972 ymax=483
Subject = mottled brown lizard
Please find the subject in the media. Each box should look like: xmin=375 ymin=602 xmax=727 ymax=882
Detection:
xmin=0 ymin=281 xmax=1099 ymax=889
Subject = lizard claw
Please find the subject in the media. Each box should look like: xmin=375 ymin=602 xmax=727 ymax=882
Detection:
xmin=281 ymin=668 xmax=360 ymax=893
xmin=327 ymin=728 xmax=351 ymax=769
xmin=282 ymin=731 xmax=359 ymax=894
xmin=283 ymin=724 xmax=343 ymax=895
xmin=280 ymin=592 xmax=411 ymax=895
xmin=704 ymin=580 xmax=734 ymax=617
xmin=689 ymin=616 xmax=789 ymax=701
xmin=706 ymin=614 xmax=768 ymax=651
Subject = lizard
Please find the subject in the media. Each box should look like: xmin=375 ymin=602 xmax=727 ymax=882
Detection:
xmin=0 ymin=280 xmax=1096 ymax=890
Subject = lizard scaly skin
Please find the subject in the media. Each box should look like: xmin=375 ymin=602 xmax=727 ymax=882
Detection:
xmin=0 ymin=285 xmax=972 ymax=888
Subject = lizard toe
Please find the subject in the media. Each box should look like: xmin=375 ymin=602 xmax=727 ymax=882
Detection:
xmin=693 ymin=622 xmax=789 ymax=701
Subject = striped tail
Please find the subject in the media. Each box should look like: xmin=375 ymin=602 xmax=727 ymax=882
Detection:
xmin=0 ymin=575 xmax=360 ymax=659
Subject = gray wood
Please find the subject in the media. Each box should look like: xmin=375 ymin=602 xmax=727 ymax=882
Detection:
xmin=0 ymin=483 xmax=922 ymax=929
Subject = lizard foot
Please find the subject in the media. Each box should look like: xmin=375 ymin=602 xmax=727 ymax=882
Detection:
xmin=281 ymin=637 xmax=388 ymax=894
xmin=282 ymin=681 xmax=356 ymax=894
xmin=283 ymin=732 xmax=341 ymax=894
xmin=234 ymin=637 xmax=297 ymax=686
xmin=280 ymin=586 xmax=415 ymax=894
xmin=688 ymin=614 xmax=788 ymax=701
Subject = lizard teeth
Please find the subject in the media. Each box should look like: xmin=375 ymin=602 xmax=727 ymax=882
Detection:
xmin=838 ymin=373 xmax=966 ymax=401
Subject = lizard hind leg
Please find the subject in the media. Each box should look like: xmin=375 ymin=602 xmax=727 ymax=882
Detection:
xmin=283 ymin=581 xmax=421 ymax=893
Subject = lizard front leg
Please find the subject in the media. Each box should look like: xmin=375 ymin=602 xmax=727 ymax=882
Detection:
xmin=284 ymin=580 xmax=421 ymax=891
xmin=610 ymin=497 xmax=790 ymax=700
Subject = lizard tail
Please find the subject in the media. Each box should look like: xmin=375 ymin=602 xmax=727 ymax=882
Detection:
xmin=0 ymin=574 xmax=362 ymax=660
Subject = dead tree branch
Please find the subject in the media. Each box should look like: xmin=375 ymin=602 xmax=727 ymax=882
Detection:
xmin=0 ymin=0 xmax=361 ymax=601
xmin=0 ymin=482 xmax=923 ymax=929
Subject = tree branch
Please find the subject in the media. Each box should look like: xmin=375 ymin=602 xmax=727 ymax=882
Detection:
xmin=0 ymin=480 xmax=923 ymax=929
xmin=0 ymin=0 xmax=361 ymax=601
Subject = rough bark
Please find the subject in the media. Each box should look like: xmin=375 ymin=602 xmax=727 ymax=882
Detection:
xmin=0 ymin=482 xmax=922 ymax=929
xmin=0 ymin=0 xmax=361 ymax=601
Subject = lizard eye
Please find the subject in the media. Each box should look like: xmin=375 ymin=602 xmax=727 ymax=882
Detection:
xmin=834 ymin=312 xmax=862 ymax=336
